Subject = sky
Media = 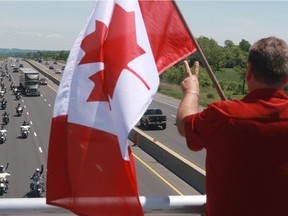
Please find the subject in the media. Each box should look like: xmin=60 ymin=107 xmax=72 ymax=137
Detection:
xmin=0 ymin=1 xmax=287 ymax=50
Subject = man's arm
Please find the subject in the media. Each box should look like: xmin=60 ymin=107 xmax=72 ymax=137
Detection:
xmin=40 ymin=164 xmax=44 ymax=175
xmin=176 ymin=61 xmax=200 ymax=137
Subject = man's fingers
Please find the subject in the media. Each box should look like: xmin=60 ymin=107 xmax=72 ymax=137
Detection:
xmin=193 ymin=61 xmax=199 ymax=76
xmin=183 ymin=60 xmax=192 ymax=77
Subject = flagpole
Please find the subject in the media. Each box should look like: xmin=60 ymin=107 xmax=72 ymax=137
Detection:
xmin=172 ymin=1 xmax=227 ymax=101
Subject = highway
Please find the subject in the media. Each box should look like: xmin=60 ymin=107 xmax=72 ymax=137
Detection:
xmin=0 ymin=58 xmax=200 ymax=205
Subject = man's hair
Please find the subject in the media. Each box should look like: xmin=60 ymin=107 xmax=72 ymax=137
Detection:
xmin=248 ymin=37 xmax=288 ymax=85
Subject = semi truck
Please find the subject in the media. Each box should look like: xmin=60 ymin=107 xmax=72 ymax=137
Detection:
xmin=19 ymin=68 xmax=40 ymax=96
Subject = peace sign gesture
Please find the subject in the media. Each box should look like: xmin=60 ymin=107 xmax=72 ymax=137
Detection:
xmin=180 ymin=61 xmax=200 ymax=96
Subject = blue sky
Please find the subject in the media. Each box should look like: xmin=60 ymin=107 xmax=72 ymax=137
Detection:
xmin=0 ymin=1 xmax=287 ymax=50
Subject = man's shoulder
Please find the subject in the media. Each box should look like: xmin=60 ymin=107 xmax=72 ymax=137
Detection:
xmin=207 ymin=99 xmax=244 ymax=117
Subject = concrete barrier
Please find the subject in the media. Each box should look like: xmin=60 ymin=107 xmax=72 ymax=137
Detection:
xmin=129 ymin=128 xmax=206 ymax=194
xmin=25 ymin=60 xmax=60 ymax=85
xmin=27 ymin=60 xmax=206 ymax=194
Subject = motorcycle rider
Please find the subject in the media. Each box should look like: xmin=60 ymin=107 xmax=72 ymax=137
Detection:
xmin=0 ymin=163 xmax=10 ymax=193
xmin=20 ymin=121 xmax=30 ymax=137
xmin=16 ymin=103 xmax=23 ymax=113
xmin=0 ymin=163 xmax=9 ymax=173
xmin=1 ymin=99 xmax=7 ymax=109
xmin=22 ymin=121 xmax=29 ymax=126
xmin=0 ymin=125 xmax=8 ymax=138
xmin=3 ymin=111 xmax=9 ymax=117
xmin=30 ymin=164 xmax=44 ymax=181
xmin=30 ymin=164 xmax=45 ymax=192
xmin=15 ymin=91 xmax=21 ymax=100
xmin=2 ymin=111 xmax=9 ymax=124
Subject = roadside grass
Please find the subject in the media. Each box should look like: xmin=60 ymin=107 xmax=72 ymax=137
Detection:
xmin=158 ymin=68 xmax=246 ymax=107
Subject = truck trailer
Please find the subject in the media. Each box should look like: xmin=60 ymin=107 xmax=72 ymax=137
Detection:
xmin=19 ymin=68 xmax=40 ymax=96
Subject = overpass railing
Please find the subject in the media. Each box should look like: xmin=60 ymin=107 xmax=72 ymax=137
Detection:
xmin=0 ymin=196 xmax=206 ymax=215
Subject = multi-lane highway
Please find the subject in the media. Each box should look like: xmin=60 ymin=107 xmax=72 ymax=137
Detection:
xmin=0 ymin=58 xmax=200 ymax=203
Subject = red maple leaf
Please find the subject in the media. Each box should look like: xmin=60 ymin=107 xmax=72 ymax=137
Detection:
xmin=79 ymin=4 xmax=150 ymax=105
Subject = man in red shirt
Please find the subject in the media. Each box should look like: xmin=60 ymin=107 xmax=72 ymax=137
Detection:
xmin=176 ymin=37 xmax=288 ymax=216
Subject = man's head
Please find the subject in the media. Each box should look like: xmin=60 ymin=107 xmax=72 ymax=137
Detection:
xmin=247 ymin=37 xmax=288 ymax=87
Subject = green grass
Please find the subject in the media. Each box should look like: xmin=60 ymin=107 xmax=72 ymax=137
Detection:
xmin=216 ymin=68 xmax=243 ymax=82
xmin=158 ymin=68 xmax=246 ymax=107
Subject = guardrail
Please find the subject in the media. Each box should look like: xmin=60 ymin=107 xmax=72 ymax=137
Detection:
xmin=0 ymin=196 xmax=206 ymax=214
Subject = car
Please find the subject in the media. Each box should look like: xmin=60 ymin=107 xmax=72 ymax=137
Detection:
xmin=55 ymin=69 xmax=61 ymax=74
xmin=39 ymin=78 xmax=48 ymax=85
xmin=140 ymin=108 xmax=167 ymax=130
xmin=49 ymin=66 xmax=54 ymax=70
xmin=19 ymin=64 xmax=23 ymax=68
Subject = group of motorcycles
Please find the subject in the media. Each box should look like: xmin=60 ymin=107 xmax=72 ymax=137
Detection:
xmin=0 ymin=78 xmax=31 ymax=144
xmin=0 ymin=63 xmax=45 ymax=197
xmin=0 ymin=163 xmax=45 ymax=197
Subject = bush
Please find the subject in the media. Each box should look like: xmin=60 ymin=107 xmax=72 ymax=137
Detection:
xmin=207 ymin=92 xmax=215 ymax=99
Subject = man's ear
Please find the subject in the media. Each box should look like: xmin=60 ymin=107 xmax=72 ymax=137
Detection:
xmin=246 ymin=63 xmax=252 ymax=81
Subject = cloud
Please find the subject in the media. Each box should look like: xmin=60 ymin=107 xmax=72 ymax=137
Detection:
xmin=47 ymin=33 xmax=64 ymax=40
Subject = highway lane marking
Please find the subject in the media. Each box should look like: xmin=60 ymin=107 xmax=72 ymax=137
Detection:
xmin=153 ymin=98 xmax=178 ymax=109
xmin=48 ymin=84 xmax=58 ymax=93
xmin=133 ymin=153 xmax=184 ymax=196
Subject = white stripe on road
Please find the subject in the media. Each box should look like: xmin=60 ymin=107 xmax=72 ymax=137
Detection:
xmin=39 ymin=147 xmax=42 ymax=153
xmin=34 ymin=132 xmax=37 ymax=137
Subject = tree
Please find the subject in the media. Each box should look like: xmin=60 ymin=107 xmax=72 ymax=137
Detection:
xmin=239 ymin=39 xmax=251 ymax=52
xmin=196 ymin=36 xmax=225 ymax=72
xmin=224 ymin=40 xmax=235 ymax=48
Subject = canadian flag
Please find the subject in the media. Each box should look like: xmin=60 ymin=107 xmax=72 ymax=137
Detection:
xmin=46 ymin=0 xmax=196 ymax=215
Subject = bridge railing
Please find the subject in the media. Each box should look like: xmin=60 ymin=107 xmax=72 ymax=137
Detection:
xmin=0 ymin=196 xmax=206 ymax=215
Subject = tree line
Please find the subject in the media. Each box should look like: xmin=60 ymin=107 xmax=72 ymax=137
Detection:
xmin=161 ymin=36 xmax=251 ymax=97
xmin=2 ymin=37 xmax=252 ymax=97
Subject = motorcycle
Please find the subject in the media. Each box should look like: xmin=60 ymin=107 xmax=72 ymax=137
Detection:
xmin=2 ymin=114 xmax=9 ymax=125
xmin=0 ymin=90 xmax=5 ymax=98
xmin=1 ymin=100 xmax=7 ymax=110
xmin=0 ymin=172 xmax=10 ymax=195
xmin=16 ymin=106 xmax=24 ymax=116
xmin=15 ymin=92 xmax=21 ymax=100
xmin=30 ymin=176 xmax=45 ymax=197
xmin=13 ymin=87 xmax=18 ymax=95
xmin=10 ymin=83 xmax=15 ymax=90
xmin=20 ymin=125 xmax=30 ymax=138
xmin=0 ymin=129 xmax=7 ymax=144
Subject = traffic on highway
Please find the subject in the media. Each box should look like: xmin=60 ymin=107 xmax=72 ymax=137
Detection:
xmin=0 ymin=57 xmax=201 ymax=204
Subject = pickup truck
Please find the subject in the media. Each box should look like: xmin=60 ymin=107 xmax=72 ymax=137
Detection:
xmin=140 ymin=108 xmax=167 ymax=130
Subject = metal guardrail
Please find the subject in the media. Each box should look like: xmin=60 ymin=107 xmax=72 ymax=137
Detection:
xmin=0 ymin=196 xmax=206 ymax=214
